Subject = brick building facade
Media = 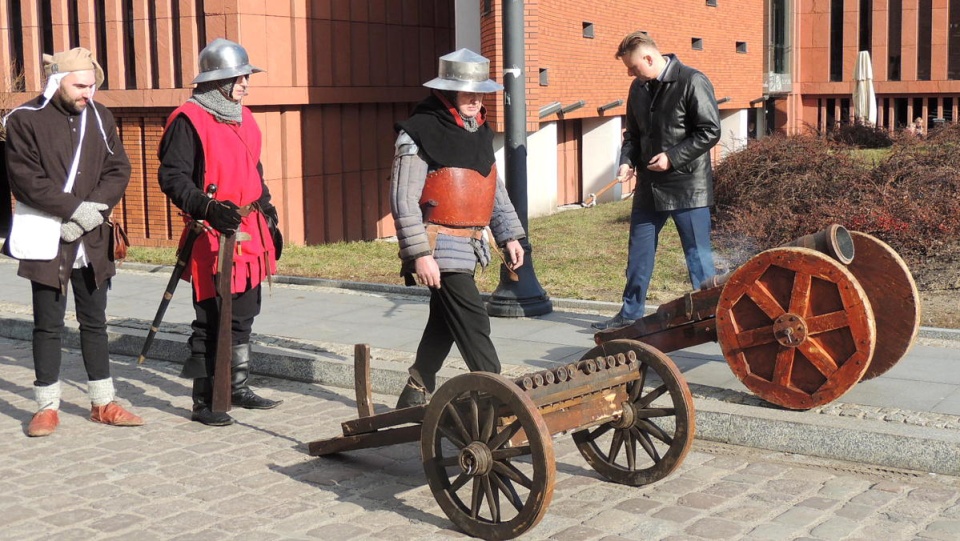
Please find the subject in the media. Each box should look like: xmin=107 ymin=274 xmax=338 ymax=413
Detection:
xmin=0 ymin=1 xmax=766 ymax=247
xmin=779 ymin=0 xmax=960 ymax=135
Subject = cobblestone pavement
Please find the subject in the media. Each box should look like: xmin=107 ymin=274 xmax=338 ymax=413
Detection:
xmin=2 ymin=336 xmax=959 ymax=541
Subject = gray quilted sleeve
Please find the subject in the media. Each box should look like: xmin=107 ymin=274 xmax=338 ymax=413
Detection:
xmin=489 ymin=175 xmax=527 ymax=245
xmin=390 ymin=131 xmax=431 ymax=262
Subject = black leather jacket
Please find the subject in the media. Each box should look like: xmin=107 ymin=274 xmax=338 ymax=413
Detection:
xmin=619 ymin=55 xmax=721 ymax=211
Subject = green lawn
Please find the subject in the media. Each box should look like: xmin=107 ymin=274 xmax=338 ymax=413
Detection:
xmin=127 ymin=199 xmax=696 ymax=304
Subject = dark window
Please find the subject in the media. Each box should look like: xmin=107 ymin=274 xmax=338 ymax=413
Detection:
xmin=859 ymin=0 xmax=872 ymax=53
xmin=707 ymin=0 xmax=718 ymax=6
xmin=826 ymin=98 xmax=837 ymax=130
xmin=196 ymin=0 xmax=207 ymax=50
xmin=918 ymin=0 xmax=932 ymax=80
xmin=928 ymin=97 xmax=939 ymax=123
xmin=944 ymin=97 xmax=954 ymax=121
xmin=68 ymin=1 xmax=80 ymax=48
xmin=122 ymin=0 xmax=137 ymax=89
xmin=38 ymin=1 xmax=53 ymax=54
xmin=840 ymin=98 xmax=851 ymax=124
xmin=889 ymin=0 xmax=902 ymax=80
xmin=771 ymin=0 xmax=789 ymax=73
xmin=830 ymin=0 xmax=844 ymax=81
xmin=172 ymin=0 xmax=182 ymax=87
xmin=736 ymin=41 xmax=748 ymax=54
xmin=148 ymin=1 xmax=159 ymax=88
xmin=95 ymin=0 xmax=109 ymax=89
xmin=539 ymin=68 xmax=548 ymax=86
xmin=949 ymin=0 xmax=960 ymax=79
xmin=7 ymin=0 xmax=24 ymax=91
xmin=582 ymin=22 xmax=594 ymax=39
xmin=894 ymin=97 xmax=907 ymax=129
xmin=692 ymin=37 xmax=703 ymax=50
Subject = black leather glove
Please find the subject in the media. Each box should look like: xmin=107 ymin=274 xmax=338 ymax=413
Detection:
xmin=205 ymin=200 xmax=242 ymax=234
xmin=261 ymin=204 xmax=283 ymax=260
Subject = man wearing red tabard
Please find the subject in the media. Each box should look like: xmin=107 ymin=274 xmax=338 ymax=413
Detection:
xmin=158 ymin=38 xmax=282 ymax=426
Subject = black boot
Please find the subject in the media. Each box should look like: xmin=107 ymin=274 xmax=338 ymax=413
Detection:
xmin=231 ymin=344 xmax=282 ymax=409
xmin=396 ymin=371 xmax=429 ymax=409
xmin=191 ymin=378 xmax=234 ymax=426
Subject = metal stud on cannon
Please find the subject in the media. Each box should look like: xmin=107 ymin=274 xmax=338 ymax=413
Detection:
xmin=595 ymin=224 xmax=921 ymax=410
xmin=308 ymin=341 xmax=696 ymax=540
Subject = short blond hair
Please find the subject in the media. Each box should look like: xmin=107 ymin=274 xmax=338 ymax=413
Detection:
xmin=616 ymin=31 xmax=659 ymax=59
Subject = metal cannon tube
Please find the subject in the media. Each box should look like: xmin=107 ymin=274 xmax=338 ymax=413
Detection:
xmin=779 ymin=223 xmax=855 ymax=264
xmin=700 ymin=224 xmax=855 ymax=291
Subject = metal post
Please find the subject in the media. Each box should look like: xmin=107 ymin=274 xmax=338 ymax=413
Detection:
xmin=487 ymin=0 xmax=553 ymax=317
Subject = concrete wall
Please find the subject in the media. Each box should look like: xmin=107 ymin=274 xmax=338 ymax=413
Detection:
xmin=719 ymin=109 xmax=749 ymax=158
xmin=491 ymin=121 xmax=559 ymax=219
xmin=581 ymin=116 xmax=623 ymax=205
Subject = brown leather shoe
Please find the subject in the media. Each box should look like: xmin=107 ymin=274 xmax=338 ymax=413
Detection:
xmin=27 ymin=409 xmax=59 ymax=437
xmin=90 ymin=402 xmax=144 ymax=427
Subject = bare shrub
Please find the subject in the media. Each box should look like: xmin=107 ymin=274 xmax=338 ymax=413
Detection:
xmin=713 ymin=129 xmax=960 ymax=274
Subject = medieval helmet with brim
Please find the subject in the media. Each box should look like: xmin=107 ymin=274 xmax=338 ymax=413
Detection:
xmin=192 ymin=38 xmax=264 ymax=85
xmin=423 ymin=49 xmax=503 ymax=93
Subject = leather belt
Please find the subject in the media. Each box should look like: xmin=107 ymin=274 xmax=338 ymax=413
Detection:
xmin=426 ymin=223 xmax=484 ymax=240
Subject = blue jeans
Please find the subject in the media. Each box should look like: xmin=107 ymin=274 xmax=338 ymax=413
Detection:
xmin=620 ymin=205 xmax=715 ymax=320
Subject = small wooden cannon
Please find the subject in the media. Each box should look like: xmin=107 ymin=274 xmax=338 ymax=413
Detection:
xmin=309 ymin=340 xmax=695 ymax=540
xmin=595 ymin=225 xmax=921 ymax=410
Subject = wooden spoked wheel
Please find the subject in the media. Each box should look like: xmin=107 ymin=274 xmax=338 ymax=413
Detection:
xmin=572 ymin=339 xmax=695 ymax=486
xmin=421 ymin=373 xmax=555 ymax=541
xmin=846 ymin=232 xmax=921 ymax=380
xmin=716 ymin=247 xmax=876 ymax=410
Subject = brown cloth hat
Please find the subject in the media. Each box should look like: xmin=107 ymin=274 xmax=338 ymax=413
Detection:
xmin=42 ymin=47 xmax=105 ymax=87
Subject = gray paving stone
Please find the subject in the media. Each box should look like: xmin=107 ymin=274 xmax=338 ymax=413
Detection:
xmin=652 ymin=505 xmax=701 ymax=523
xmin=743 ymin=522 xmax=799 ymax=540
xmin=582 ymin=509 xmax=642 ymax=534
xmin=772 ymin=505 xmax=825 ymax=527
xmin=909 ymin=486 xmax=960 ymax=504
xmin=918 ymin=520 xmax=960 ymax=540
xmin=797 ymin=496 xmax=840 ymax=510
xmin=818 ymin=477 xmax=872 ymax=499
xmin=810 ymin=516 xmax=861 ymax=539
xmin=549 ymin=524 xmax=607 ymax=540
xmin=614 ymin=497 xmax=661 ymax=515
xmin=849 ymin=487 xmax=900 ymax=507
xmin=2 ymin=333 xmax=960 ymax=541
xmin=684 ymin=517 xmax=744 ymax=540
xmin=677 ymin=491 xmax=727 ymax=510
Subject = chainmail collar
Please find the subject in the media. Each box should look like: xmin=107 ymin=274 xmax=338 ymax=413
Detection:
xmin=189 ymin=80 xmax=242 ymax=124
xmin=460 ymin=112 xmax=479 ymax=133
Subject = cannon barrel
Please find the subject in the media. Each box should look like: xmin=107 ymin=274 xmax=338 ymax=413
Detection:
xmin=700 ymin=224 xmax=855 ymax=290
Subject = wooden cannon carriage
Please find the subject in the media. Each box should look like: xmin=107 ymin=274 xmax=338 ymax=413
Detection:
xmin=309 ymin=340 xmax=696 ymax=540
xmin=595 ymin=225 xmax=921 ymax=410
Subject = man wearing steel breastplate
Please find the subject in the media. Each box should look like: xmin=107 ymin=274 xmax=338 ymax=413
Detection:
xmin=390 ymin=49 xmax=526 ymax=409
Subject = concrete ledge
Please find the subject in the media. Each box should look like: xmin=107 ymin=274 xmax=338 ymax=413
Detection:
xmin=1 ymin=311 xmax=957 ymax=476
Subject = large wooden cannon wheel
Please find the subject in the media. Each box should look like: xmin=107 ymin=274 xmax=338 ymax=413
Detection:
xmin=716 ymin=247 xmax=876 ymax=410
xmin=421 ymin=372 xmax=555 ymax=541
xmin=572 ymin=339 xmax=695 ymax=486
xmin=845 ymin=232 xmax=921 ymax=380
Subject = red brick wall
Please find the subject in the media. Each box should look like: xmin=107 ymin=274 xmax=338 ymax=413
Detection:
xmin=483 ymin=0 xmax=765 ymax=124
xmin=114 ymin=109 xmax=180 ymax=248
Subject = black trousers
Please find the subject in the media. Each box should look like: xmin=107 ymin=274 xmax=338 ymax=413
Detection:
xmin=31 ymin=266 xmax=110 ymax=386
xmin=188 ymin=284 xmax=261 ymax=372
xmin=412 ymin=272 xmax=501 ymax=391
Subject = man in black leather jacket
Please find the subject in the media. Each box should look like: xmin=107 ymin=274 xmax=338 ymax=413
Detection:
xmin=594 ymin=31 xmax=721 ymax=330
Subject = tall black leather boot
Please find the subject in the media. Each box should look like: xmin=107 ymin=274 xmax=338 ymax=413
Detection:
xmin=231 ymin=344 xmax=282 ymax=409
xmin=191 ymin=378 xmax=234 ymax=426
